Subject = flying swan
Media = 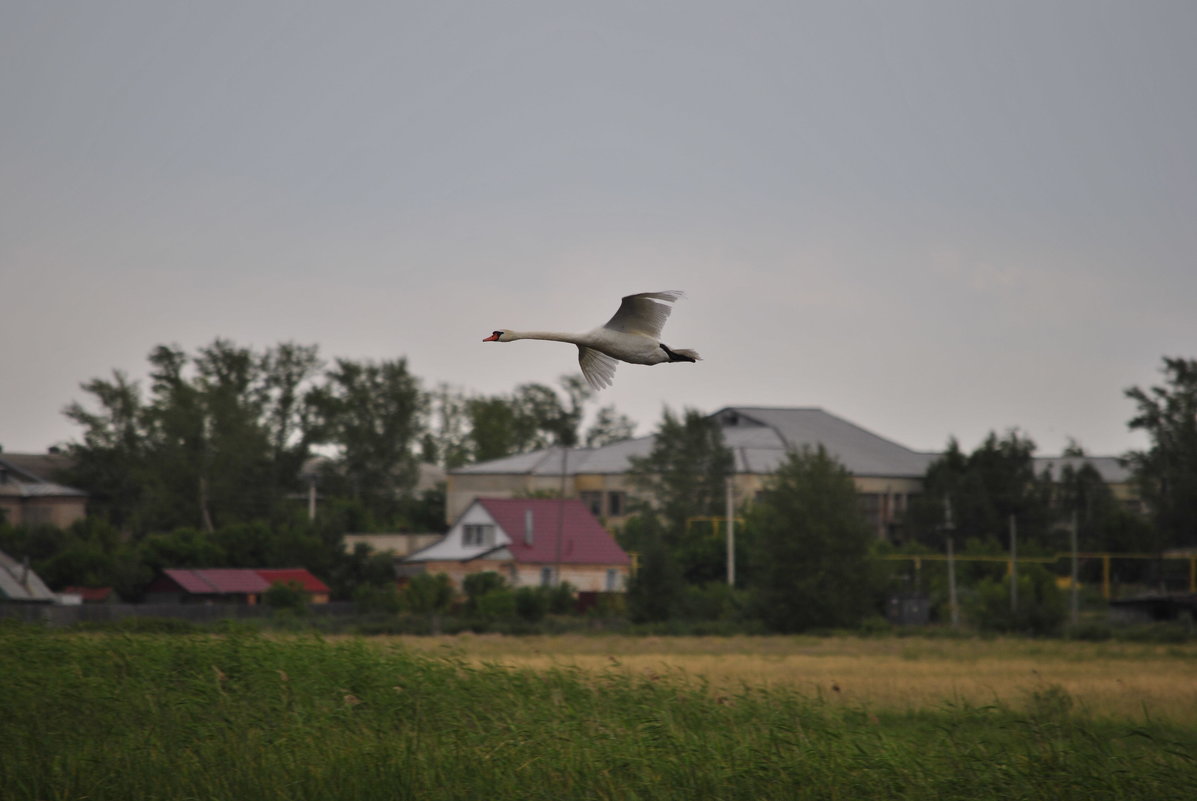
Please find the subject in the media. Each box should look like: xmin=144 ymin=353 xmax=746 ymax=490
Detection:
xmin=483 ymin=290 xmax=701 ymax=390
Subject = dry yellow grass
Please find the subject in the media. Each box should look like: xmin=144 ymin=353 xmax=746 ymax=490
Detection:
xmin=388 ymin=634 xmax=1197 ymax=723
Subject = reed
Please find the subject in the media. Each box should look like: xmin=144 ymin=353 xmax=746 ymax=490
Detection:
xmin=2 ymin=626 xmax=1194 ymax=800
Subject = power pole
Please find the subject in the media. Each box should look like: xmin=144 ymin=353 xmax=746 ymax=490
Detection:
xmin=725 ymin=476 xmax=736 ymax=587
xmin=1009 ymin=515 xmax=1018 ymax=614
xmin=1070 ymin=509 xmax=1080 ymax=626
xmin=554 ymin=446 xmax=567 ymax=586
xmin=944 ymin=496 xmax=959 ymax=628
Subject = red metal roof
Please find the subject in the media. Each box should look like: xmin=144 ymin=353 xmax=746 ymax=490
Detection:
xmin=477 ymin=498 xmax=630 ymax=566
xmin=160 ymin=568 xmax=270 ymax=595
xmin=255 ymin=568 xmax=330 ymax=593
xmin=61 ymin=586 xmax=113 ymax=602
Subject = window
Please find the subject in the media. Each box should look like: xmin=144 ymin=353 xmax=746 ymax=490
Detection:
xmin=606 ymin=491 xmax=625 ymax=517
xmin=463 ymin=524 xmax=494 ymax=547
xmin=605 ymin=569 xmax=620 ymax=591
xmin=540 ymin=567 xmax=554 ymax=587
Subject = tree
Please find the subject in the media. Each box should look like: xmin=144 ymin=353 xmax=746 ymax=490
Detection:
xmin=623 ymin=513 xmax=684 ymax=622
xmin=460 ymin=375 xmax=605 ymax=461
xmin=1048 ymin=455 xmax=1151 ymax=554
xmin=306 ymin=357 xmax=426 ymax=522
xmin=584 ymin=405 xmax=636 ymax=447
xmin=906 ymin=431 xmax=1053 ymax=550
xmin=628 ymin=408 xmax=733 ymax=539
xmin=623 ymin=407 xmax=734 ymax=594
xmin=64 ymin=340 xmax=323 ymax=534
xmin=1125 ymin=356 xmax=1197 ymax=550
xmin=62 ymin=370 xmax=151 ymax=530
xmin=423 ymin=384 xmax=472 ymax=468
xmin=747 ymin=446 xmax=881 ymax=633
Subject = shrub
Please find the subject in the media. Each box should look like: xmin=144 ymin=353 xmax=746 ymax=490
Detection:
xmin=263 ymin=580 xmax=308 ymax=613
xmin=967 ymin=563 xmax=1065 ymax=635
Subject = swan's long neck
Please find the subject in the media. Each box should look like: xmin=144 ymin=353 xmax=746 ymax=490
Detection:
xmin=506 ymin=330 xmax=586 ymax=345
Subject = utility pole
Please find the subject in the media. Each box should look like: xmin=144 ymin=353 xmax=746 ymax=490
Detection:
xmin=307 ymin=476 xmax=317 ymax=521
xmin=945 ymin=497 xmax=959 ymax=628
xmin=1070 ymin=509 xmax=1080 ymax=626
xmin=1009 ymin=515 xmax=1018 ymax=614
xmin=554 ymin=446 xmax=567 ymax=586
xmin=725 ymin=476 xmax=736 ymax=587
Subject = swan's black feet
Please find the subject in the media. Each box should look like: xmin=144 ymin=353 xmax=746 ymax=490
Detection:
xmin=660 ymin=344 xmax=697 ymax=363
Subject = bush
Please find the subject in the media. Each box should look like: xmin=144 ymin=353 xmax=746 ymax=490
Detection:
xmin=474 ymin=589 xmax=517 ymax=621
xmin=401 ymin=573 xmax=455 ymax=617
xmin=263 ymin=580 xmax=308 ymax=613
xmin=514 ymin=587 xmax=550 ymax=622
xmin=353 ymin=582 xmax=401 ymax=615
xmin=967 ymin=564 xmax=1065 ymax=635
xmin=463 ymin=572 xmax=507 ymax=613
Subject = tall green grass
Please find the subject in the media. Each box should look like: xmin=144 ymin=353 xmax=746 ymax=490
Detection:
xmin=1 ymin=624 xmax=1193 ymax=800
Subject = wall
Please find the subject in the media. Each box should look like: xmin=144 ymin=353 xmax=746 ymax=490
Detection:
xmin=404 ymin=558 xmax=628 ymax=593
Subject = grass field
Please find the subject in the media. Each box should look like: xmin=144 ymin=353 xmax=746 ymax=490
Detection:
xmin=2 ymin=625 xmax=1195 ymax=800
xmin=395 ymin=633 xmax=1197 ymax=724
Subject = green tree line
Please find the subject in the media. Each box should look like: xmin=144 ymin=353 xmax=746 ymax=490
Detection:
xmin=5 ymin=343 xmax=1194 ymax=632
xmin=57 ymin=338 xmax=635 ymax=536
xmin=619 ymin=356 xmax=1197 ymax=633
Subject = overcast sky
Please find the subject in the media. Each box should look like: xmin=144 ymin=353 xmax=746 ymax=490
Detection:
xmin=3 ymin=1 xmax=1195 ymax=459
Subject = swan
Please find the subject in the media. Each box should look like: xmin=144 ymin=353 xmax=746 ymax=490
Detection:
xmin=483 ymin=290 xmax=701 ymax=390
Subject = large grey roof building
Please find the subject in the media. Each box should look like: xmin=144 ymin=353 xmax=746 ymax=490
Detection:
xmin=448 ymin=407 xmax=940 ymax=538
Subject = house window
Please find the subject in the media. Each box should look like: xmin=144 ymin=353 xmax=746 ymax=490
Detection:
xmin=579 ymin=491 xmax=602 ymax=517
xmin=540 ymin=567 xmax=554 ymax=587
xmin=606 ymin=491 xmax=625 ymax=517
xmin=605 ymin=569 xmax=619 ymax=591
xmin=463 ymin=524 xmax=494 ymax=547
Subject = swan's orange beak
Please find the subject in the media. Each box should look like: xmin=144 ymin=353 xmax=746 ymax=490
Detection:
xmin=483 ymin=332 xmax=501 ymax=342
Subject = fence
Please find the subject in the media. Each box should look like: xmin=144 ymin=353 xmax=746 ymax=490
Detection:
xmin=0 ymin=601 xmax=358 ymax=627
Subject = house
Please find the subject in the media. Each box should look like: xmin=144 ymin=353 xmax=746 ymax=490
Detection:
xmin=0 ymin=549 xmax=57 ymax=602
xmin=447 ymin=407 xmax=939 ymax=539
xmin=402 ymin=497 xmax=631 ymax=592
xmin=145 ymin=568 xmax=329 ymax=605
xmin=0 ymin=454 xmax=87 ymax=528
xmin=446 ymin=406 xmax=1142 ymax=541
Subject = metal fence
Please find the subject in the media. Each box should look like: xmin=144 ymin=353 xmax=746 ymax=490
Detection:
xmin=0 ymin=601 xmax=358 ymax=627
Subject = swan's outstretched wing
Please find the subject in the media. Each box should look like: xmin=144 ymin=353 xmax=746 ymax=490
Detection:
xmin=601 ymin=290 xmax=684 ymax=338
xmin=578 ymin=346 xmax=618 ymax=390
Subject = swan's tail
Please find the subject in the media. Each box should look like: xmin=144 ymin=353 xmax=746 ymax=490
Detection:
xmin=668 ymin=348 xmax=701 ymax=363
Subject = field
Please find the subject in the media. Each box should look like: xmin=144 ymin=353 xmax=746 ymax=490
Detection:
xmin=2 ymin=625 xmax=1195 ymax=800
xmin=397 ymin=633 xmax=1197 ymax=724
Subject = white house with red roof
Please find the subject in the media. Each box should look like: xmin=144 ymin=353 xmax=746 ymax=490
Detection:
xmin=402 ymin=497 xmax=631 ymax=593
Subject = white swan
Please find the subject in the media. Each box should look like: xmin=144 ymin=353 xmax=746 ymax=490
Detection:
xmin=483 ymin=290 xmax=701 ymax=390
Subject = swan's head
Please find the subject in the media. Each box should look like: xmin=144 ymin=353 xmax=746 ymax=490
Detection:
xmin=483 ymin=330 xmax=513 ymax=342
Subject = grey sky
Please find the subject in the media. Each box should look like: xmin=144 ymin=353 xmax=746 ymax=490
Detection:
xmin=3 ymin=1 xmax=1195 ymax=457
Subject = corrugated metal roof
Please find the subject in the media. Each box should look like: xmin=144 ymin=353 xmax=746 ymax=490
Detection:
xmin=161 ymin=568 xmax=271 ymax=594
xmin=255 ymin=568 xmax=330 ymax=593
xmin=479 ymin=498 xmax=630 ymax=566
xmin=447 ymin=407 xmax=1129 ymax=484
xmin=449 ymin=407 xmax=938 ymax=479
xmin=1033 ymin=455 xmax=1132 ymax=484
xmin=0 ymin=549 xmax=56 ymax=602
xmin=407 ymin=498 xmax=629 ymax=566
xmin=0 ymin=455 xmax=87 ymax=497
xmin=715 ymin=407 xmax=936 ymax=477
